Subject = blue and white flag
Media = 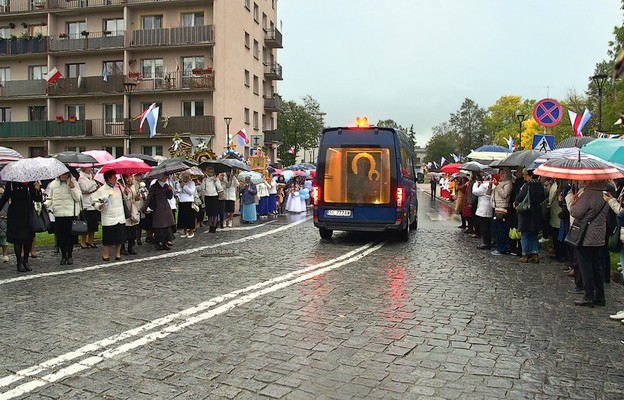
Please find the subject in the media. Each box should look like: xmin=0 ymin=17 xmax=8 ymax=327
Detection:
xmin=440 ymin=157 xmax=447 ymax=166
xmin=505 ymin=136 xmax=516 ymax=151
xmin=450 ymin=153 xmax=460 ymax=162
xmin=139 ymin=103 xmax=160 ymax=139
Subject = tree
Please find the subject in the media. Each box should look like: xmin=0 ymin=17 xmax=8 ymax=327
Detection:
xmin=448 ymin=98 xmax=490 ymax=155
xmin=277 ymin=95 xmax=325 ymax=165
xmin=424 ymin=122 xmax=460 ymax=169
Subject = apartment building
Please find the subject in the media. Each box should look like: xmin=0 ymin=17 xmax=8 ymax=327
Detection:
xmin=0 ymin=0 xmax=283 ymax=161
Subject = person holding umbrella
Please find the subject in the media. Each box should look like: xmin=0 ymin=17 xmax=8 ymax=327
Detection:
xmin=44 ymin=172 xmax=83 ymax=265
xmin=142 ymin=173 xmax=175 ymax=250
xmin=0 ymin=181 xmax=42 ymax=272
xmin=92 ymin=171 xmax=128 ymax=261
xmin=201 ymin=167 xmax=223 ymax=233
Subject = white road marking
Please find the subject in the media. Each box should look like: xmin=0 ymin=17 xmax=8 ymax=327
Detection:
xmin=0 ymin=217 xmax=311 ymax=287
xmin=0 ymin=241 xmax=385 ymax=399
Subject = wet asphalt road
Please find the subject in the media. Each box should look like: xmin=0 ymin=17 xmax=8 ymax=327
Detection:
xmin=0 ymin=189 xmax=623 ymax=399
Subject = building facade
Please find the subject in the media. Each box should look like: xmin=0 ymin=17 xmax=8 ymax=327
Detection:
xmin=0 ymin=0 xmax=282 ymax=160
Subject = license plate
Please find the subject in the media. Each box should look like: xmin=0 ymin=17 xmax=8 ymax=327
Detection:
xmin=326 ymin=209 xmax=352 ymax=217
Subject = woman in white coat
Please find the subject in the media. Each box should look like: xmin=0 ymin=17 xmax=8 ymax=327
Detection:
xmin=45 ymin=172 xmax=82 ymax=265
xmin=92 ymin=171 xmax=127 ymax=261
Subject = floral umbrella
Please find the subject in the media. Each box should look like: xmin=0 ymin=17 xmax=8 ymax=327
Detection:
xmin=0 ymin=157 xmax=69 ymax=182
xmin=534 ymin=156 xmax=624 ymax=181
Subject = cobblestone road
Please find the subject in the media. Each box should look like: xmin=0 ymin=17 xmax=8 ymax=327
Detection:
xmin=1 ymin=191 xmax=623 ymax=399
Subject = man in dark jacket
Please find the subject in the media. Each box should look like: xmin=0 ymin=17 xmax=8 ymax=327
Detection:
xmin=429 ymin=176 xmax=437 ymax=199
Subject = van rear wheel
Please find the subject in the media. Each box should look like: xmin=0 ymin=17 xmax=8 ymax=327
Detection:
xmin=319 ymin=228 xmax=333 ymax=240
xmin=398 ymin=220 xmax=410 ymax=242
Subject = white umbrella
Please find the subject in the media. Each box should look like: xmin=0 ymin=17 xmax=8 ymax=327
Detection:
xmin=237 ymin=171 xmax=265 ymax=184
xmin=0 ymin=157 xmax=69 ymax=182
xmin=0 ymin=146 xmax=23 ymax=163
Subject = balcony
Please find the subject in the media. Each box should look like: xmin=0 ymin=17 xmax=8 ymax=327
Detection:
xmin=131 ymin=25 xmax=214 ymax=47
xmin=0 ymin=37 xmax=48 ymax=55
xmin=264 ymin=28 xmax=282 ymax=49
xmin=47 ymin=74 xmax=125 ymax=96
xmin=0 ymin=0 xmax=203 ymax=13
xmin=264 ymin=94 xmax=283 ymax=112
xmin=50 ymin=32 xmax=124 ymax=52
xmin=126 ymin=71 xmax=215 ymax=92
xmin=264 ymin=62 xmax=283 ymax=81
xmin=263 ymin=129 xmax=283 ymax=143
xmin=0 ymin=116 xmax=215 ymax=138
xmin=0 ymin=79 xmax=46 ymax=97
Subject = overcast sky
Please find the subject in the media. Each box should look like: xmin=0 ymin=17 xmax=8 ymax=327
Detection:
xmin=277 ymin=0 xmax=622 ymax=144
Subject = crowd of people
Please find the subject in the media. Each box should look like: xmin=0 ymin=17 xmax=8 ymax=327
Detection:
xmin=0 ymin=166 xmax=312 ymax=273
xmin=431 ymin=167 xmax=624 ymax=318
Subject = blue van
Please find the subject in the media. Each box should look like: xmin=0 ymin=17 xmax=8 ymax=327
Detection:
xmin=311 ymin=120 xmax=418 ymax=241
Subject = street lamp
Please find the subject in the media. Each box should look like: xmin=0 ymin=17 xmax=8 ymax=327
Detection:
xmin=224 ymin=116 xmax=232 ymax=149
xmin=516 ymin=113 xmax=526 ymax=151
xmin=592 ymin=73 xmax=608 ymax=131
xmin=123 ymin=82 xmax=137 ymax=155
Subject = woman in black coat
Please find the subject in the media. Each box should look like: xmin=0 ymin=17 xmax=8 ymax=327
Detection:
xmin=514 ymin=169 xmax=546 ymax=263
xmin=0 ymin=181 xmax=42 ymax=272
xmin=142 ymin=174 xmax=175 ymax=250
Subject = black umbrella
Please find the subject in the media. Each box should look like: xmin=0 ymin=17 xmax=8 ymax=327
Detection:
xmin=198 ymin=160 xmax=231 ymax=174
xmin=50 ymin=151 xmax=98 ymax=166
xmin=221 ymin=158 xmax=250 ymax=171
xmin=126 ymin=153 xmax=158 ymax=166
xmin=144 ymin=161 xmax=189 ymax=179
xmin=160 ymin=157 xmax=198 ymax=167
xmin=555 ymin=136 xmax=595 ymax=149
xmin=496 ymin=150 xmax=543 ymax=168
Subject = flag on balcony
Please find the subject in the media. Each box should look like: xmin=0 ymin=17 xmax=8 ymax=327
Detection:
xmin=234 ymin=128 xmax=249 ymax=147
xmin=139 ymin=103 xmax=160 ymax=139
xmin=44 ymin=67 xmax=62 ymax=84
xmin=102 ymin=67 xmax=108 ymax=82
xmin=77 ymin=74 xmax=83 ymax=88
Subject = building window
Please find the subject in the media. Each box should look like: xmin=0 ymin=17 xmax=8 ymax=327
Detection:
xmin=244 ymin=70 xmax=250 ymax=87
xmin=28 ymin=106 xmax=46 ymax=121
xmin=142 ymin=146 xmax=163 ymax=156
xmin=142 ymin=15 xmax=163 ymax=29
xmin=104 ymin=18 xmax=125 ymax=36
xmin=0 ymin=107 xmax=10 ymax=122
xmin=67 ymin=21 xmax=86 ymax=39
xmin=262 ymin=13 xmax=267 ymax=31
xmin=253 ymin=3 xmax=259 ymax=23
xmin=103 ymin=60 xmax=123 ymax=77
xmin=244 ymin=108 xmax=250 ymax=125
xmin=29 ymin=65 xmax=47 ymax=80
xmin=182 ymin=100 xmax=203 ymax=116
xmin=66 ymin=104 xmax=85 ymax=120
xmin=67 ymin=63 xmax=85 ymax=79
xmin=253 ymin=75 xmax=259 ymax=95
xmin=244 ymin=0 xmax=250 ymax=11
xmin=253 ymin=40 xmax=259 ymax=59
xmin=0 ymin=67 xmax=10 ymax=86
xmin=29 ymin=147 xmax=46 ymax=158
xmin=253 ymin=111 xmax=258 ymax=130
xmin=66 ymin=146 xmax=86 ymax=152
xmin=142 ymin=59 xmax=164 ymax=79
xmin=244 ymin=31 xmax=250 ymax=49
xmin=104 ymin=146 xmax=124 ymax=158
xmin=181 ymin=12 xmax=204 ymax=27
xmin=0 ymin=27 xmax=9 ymax=39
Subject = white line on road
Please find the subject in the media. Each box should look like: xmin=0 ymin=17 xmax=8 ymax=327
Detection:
xmin=0 ymin=217 xmax=311 ymax=287
xmin=0 ymin=241 xmax=385 ymax=399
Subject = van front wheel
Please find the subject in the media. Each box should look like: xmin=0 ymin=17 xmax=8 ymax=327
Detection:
xmin=319 ymin=228 xmax=333 ymax=240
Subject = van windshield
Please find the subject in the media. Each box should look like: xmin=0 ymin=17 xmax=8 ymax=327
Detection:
xmin=323 ymin=147 xmax=391 ymax=204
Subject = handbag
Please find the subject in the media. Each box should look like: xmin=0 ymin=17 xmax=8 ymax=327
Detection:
xmin=515 ymin=187 xmax=531 ymax=214
xmin=564 ymin=202 xmax=607 ymax=247
xmin=608 ymin=224 xmax=622 ymax=253
xmin=31 ymin=205 xmax=51 ymax=233
xmin=71 ymin=201 xmax=88 ymax=236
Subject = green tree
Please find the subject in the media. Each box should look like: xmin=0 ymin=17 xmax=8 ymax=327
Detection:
xmin=449 ymin=98 xmax=490 ymax=155
xmin=277 ymin=95 xmax=325 ymax=165
xmin=424 ymin=122 xmax=460 ymax=169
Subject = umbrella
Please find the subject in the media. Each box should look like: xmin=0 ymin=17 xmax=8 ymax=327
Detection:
xmin=580 ymin=138 xmax=624 ymax=164
xmin=460 ymin=161 xmax=490 ymax=172
xmin=50 ymin=151 xmax=98 ymax=166
xmin=185 ymin=166 xmax=205 ymax=177
xmin=440 ymin=163 xmax=462 ymax=174
xmin=159 ymin=157 xmax=197 ymax=167
xmin=0 ymin=157 xmax=69 ymax=182
xmin=0 ymin=146 xmax=23 ymax=163
xmin=286 ymin=163 xmax=316 ymax=170
xmin=466 ymin=151 xmax=512 ymax=161
xmin=474 ymin=145 xmax=512 ymax=153
xmin=221 ymin=158 xmax=251 ymax=171
xmin=496 ymin=150 xmax=543 ymax=168
xmin=534 ymin=156 xmax=624 ymax=181
xmin=99 ymin=157 xmax=153 ymax=175
xmin=427 ymin=172 xmax=444 ymax=177
xmin=238 ymin=170 xmax=265 ymax=184
xmin=145 ymin=161 xmax=189 ymax=179
xmin=125 ymin=153 xmax=158 ymax=166
xmin=534 ymin=147 xmax=585 ymax=164
xmin=555 ymin=136 xmax=595 ymax=149
xmin=82 ymin=150 xmax=114 ymax=165
xmin=199 ymin=159 xmax=231 ymax=174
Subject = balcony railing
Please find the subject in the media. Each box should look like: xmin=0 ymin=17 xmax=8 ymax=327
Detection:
xmin=264 ymin=28 xmax=283 ymax=49
xmin=47 ymin=74 xmax=125 ymax=96
xmin=131 ymin=25 xmax=214 ymax=47
xmin=0 ymin=116 xmax=215 ymax=138
xmin=127 ymin=71 xmax=215 ymax=92
xmin=0 ymin=37 xmax=48 ymax=55
xmin=0 ymin=79 xmax=47 ymax=97
xmin=264 ymin=62 xmax=283 ymax=81
xmin=0 ymin=0 xmax=202 ymax=13
xmin=263 ymin=129 xmax=283 ymax=142
xmin=264 ymin=95 xmax=283 ymax=112
xmin=50 ymin=32 xmax=124 ymax=52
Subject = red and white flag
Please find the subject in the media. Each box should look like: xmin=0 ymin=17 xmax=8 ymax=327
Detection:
xmin=44 ymin=67 xmax=62 ymax=84
xmin=234 ymin=128 xmax=249 ymax=147
xmin=287 ymin=146 xmax=295 ymax=154
xmin=568 ymin=107 xmax=593 ymax=137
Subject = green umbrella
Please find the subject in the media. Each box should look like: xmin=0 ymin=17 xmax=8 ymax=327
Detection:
xmin=580 ymin=138 xmax=624 ymax=165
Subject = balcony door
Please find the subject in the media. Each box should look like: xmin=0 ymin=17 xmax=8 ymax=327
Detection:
xmin=182 ymin=101 xmax=203 ymax=117
xmin=181 ymin=12 xmax=204 ymax=27
xmin=67 ymin=21 xmax=86 ymax=40
xmin=29 ymin=106 xmax=46 ymax=121
xmin=181 ymin=56 xmax=204 ymax=88
xmin=104 ymin=103 xmax=123 ymax=136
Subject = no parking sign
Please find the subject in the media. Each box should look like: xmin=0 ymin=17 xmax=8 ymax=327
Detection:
xmin=533 ymin=98 xmax=563 ymax=127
